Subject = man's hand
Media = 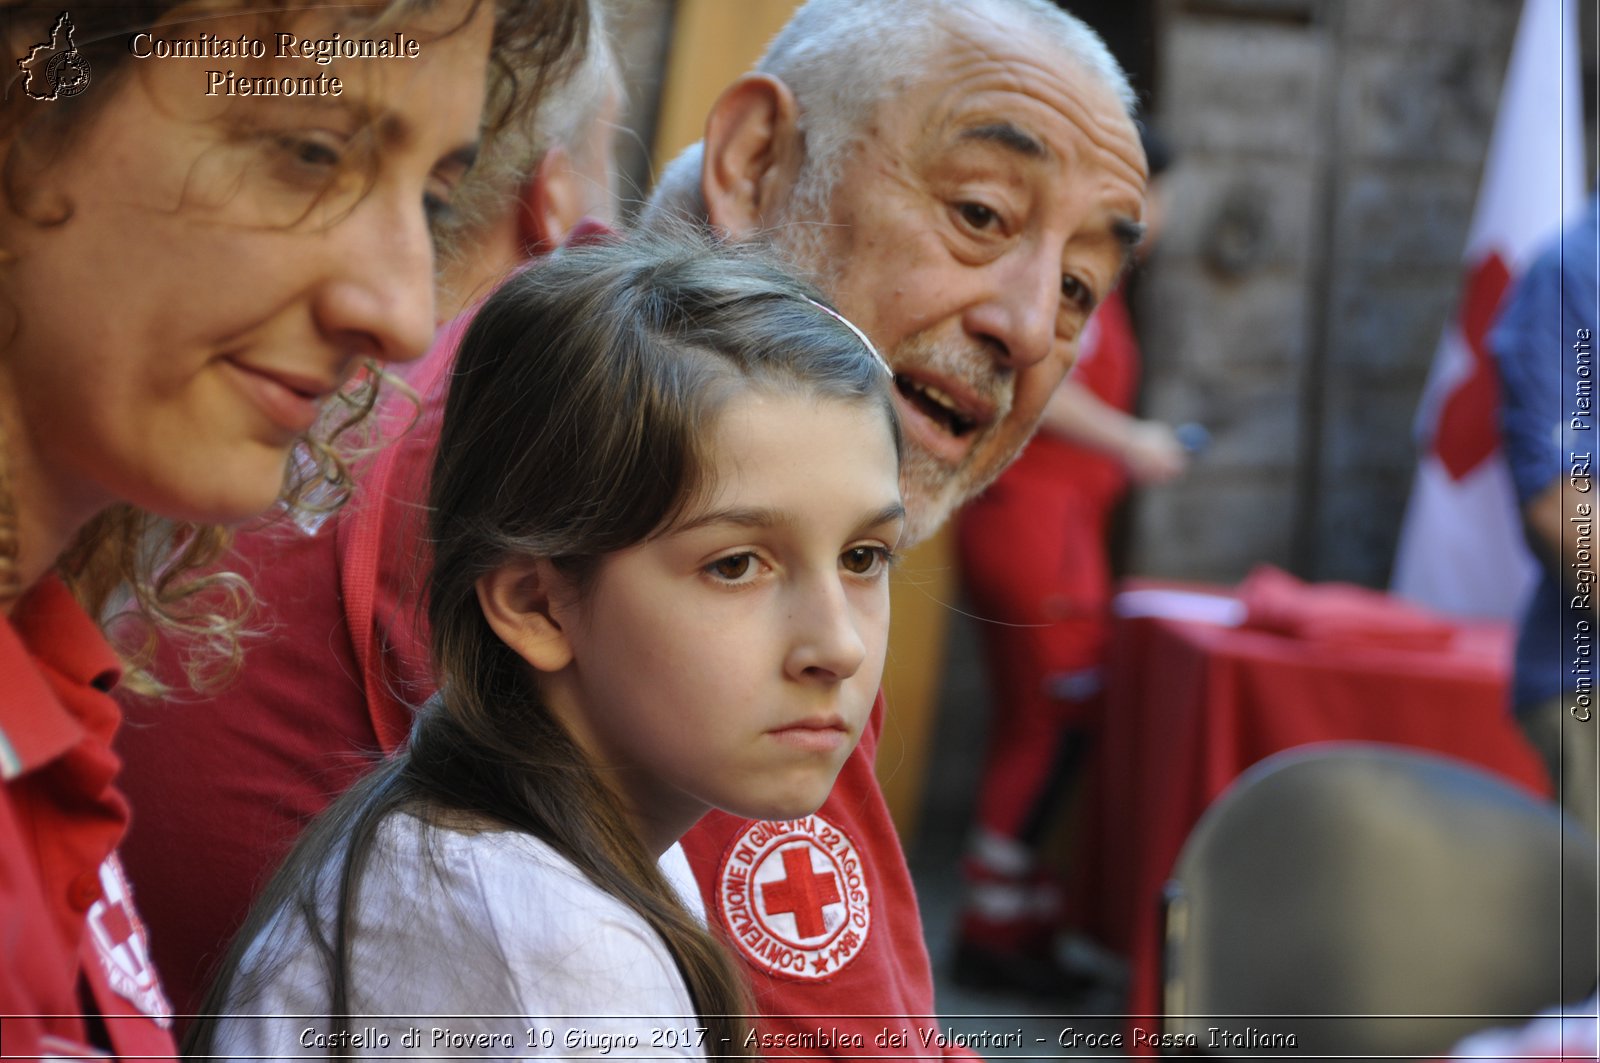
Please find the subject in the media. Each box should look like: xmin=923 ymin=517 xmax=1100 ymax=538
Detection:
xmin=1524 ymin=477 xmax=1599 ymax=618
xmin=1120 ymin=419 xmax=1188 ymax=484
xmin=1037 ymin=379 xmax=1188 ymax=484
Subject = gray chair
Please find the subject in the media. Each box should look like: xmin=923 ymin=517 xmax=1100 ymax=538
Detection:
xmin=1162 ymin=742 xmax=1598 ymax=1061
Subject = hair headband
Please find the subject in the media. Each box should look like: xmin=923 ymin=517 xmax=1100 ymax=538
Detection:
xmin=801 ymin=296 xmax=894 ymax=378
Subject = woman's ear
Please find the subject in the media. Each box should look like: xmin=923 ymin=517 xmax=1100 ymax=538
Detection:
xmin=701 ymin=73 xmax=804 ymax=240
xmin=475 ymin=560 xmax=575 ymax=673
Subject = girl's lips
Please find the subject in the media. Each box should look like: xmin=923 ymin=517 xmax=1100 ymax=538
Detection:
xmin=767 ymin=717 xmax=851 ymax=754
xmin=222 ymin=358 xmax=330 ymax=435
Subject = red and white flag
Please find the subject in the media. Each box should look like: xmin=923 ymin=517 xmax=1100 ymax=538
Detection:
xmin=1391 ymin=0 xmax=1584 ymax=618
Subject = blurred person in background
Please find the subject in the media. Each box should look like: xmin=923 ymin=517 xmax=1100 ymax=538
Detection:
xmin=433 ymin=4 xmax=622 ymax=321
xmin=1489 ymin=189 xmax=1600 ymax=840
xmin=1447 ymin=992 xmax=1599 ymax=1062
xmin=951 ymin=123 xmax=1184 ymax=995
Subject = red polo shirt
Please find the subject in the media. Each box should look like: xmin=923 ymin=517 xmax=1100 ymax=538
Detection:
xmin=1 ymin=576 xmax=176 ymax=1060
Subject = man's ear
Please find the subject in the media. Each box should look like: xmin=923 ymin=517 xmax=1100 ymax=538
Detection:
xmin=701 ymin=73 xmax=804 ymax=240
xmin=475 ymin=559 xmax=575 ymax=673
xmin=515 ymin=147 xmax=581 ymax=258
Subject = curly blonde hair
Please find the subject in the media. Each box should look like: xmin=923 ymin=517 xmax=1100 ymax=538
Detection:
xmin=1 ymin=0 xmax=589 ymax=692
xmin=56 ymin=367 xmax=405 ymax=694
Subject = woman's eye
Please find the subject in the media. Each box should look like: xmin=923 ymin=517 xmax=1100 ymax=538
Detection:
xmin=957 ymin=201 xmax=999 ymax=231
xmin=423 ymin=189 xmax=457 ymax=227
xmin=277 ymin=132 xmax=343 ymax=170
xmin=707 ymin=554 xmax=757 ymax=582
xmin=840 ymin=545 xmax=891 ymax=576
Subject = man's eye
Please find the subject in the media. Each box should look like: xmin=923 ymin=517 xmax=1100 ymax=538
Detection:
xmin=707 ymin=554 xmax=756 ymax=582
xmin=957 ymin=202 xmax=999 ymax=230
xmin=1061 ymin=274 xmax=1094 ymax=311
xmin=840 ymin=546 xmax=891 ymax=576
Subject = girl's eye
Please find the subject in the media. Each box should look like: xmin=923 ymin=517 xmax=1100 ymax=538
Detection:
xmin=840 ymin=545 xmax=891 ymax=576
xmin=706 ymin=553 xmax=758 ymax=583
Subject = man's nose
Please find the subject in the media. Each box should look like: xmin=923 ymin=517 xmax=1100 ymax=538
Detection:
xmin=962 ymin=244 xmax=1061 ymax=371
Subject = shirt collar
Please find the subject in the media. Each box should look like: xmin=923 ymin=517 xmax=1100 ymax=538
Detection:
xmin=0 ymin=575 xmax=122 ymax=780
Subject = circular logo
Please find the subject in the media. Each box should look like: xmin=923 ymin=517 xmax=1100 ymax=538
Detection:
xmin=46 ymin=50 xmax=90 ymax=99
xmin=715 ymin=814 xmax=871 ymax=982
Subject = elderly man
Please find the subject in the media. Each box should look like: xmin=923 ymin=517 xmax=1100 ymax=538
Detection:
xmin=645 ymin=0 xmax=1145 ymax=1025
xmin=117 ymin=0 xmax=1145 ymax=1053
xmin=651 ymin=0 xmax=1145 ymax=546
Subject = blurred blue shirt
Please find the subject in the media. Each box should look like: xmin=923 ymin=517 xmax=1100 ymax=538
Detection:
xmin=1489 ymin=193 xmax=1599 ymax=710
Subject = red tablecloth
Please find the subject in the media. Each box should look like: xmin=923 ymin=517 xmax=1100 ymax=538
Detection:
xmin=1073 ymin=580 xmax=1554 ymax=1052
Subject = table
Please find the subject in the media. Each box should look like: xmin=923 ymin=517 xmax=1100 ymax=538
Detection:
xmin=1072 ymin=580 xmax=1554 ymax=1052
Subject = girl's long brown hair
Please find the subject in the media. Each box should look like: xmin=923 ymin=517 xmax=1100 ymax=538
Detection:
xmin=186 ymin=231 xmax=900 ymax=1057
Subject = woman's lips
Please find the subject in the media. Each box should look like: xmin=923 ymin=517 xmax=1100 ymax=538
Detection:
xmin=222 ymin=358 xmax=331 ymax=435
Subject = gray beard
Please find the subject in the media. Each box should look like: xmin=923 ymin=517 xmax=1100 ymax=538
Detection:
xmin=766 ymin=194 xmax=1016 ymax=547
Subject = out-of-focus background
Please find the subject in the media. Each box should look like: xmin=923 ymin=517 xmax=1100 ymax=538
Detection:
xmin=610 ymin=2 xmax=1595 ymax=596
xmin=599 ymin=0 xmax=1598 ymax=1052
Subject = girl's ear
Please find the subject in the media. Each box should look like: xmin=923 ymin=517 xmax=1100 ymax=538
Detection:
xmin=475 ymin=560 xmax=575 ymax=673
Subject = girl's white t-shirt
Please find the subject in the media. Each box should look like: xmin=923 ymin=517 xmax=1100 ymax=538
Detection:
xmin=214 ymin=812 xmax=708 ymax=1059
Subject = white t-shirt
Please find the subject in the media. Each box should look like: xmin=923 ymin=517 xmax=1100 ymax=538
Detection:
xmin=214 ymin=812 xmax=708 ymax=1059
xmin=1448 ymin=994 xmax=1599 ymax=1062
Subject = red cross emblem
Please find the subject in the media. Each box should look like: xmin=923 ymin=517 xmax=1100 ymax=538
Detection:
xmin=95 ymin=898 xmax=135 ymax=952
xmin=760 ymin=846 xmax=842 ymax=939
xmin=715 ymin=814 xmax=872 ymax=982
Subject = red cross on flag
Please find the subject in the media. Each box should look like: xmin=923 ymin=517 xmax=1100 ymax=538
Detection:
xmin=1391 ymin=0 xmax=1584 ymax=618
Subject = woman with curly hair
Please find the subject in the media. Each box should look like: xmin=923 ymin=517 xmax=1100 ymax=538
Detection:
xmin=0 ymin=0 xmax=584 ymax=1057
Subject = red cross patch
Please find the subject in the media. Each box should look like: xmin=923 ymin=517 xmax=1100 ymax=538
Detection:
xmin=87 ymin=855 xmax=172 ymax=1027
xmin=714 ymin=814 xmax=871 ymax=982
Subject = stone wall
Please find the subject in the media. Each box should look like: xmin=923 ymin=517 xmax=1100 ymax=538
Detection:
xmin=1130 ymin=0 xmax=1527 ymax=586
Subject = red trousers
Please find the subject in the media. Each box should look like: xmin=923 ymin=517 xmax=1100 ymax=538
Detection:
xmin=956 ymin=433 xmax=1121 ymax=845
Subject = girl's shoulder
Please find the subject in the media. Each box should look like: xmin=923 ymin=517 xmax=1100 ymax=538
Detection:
xmin=376 ymin=806 xmax=707 ymax=921
xmin=379 ymin=809 xmax=699 ymax=1022
xmin=382 ymin=809 xmax=629 ymax=920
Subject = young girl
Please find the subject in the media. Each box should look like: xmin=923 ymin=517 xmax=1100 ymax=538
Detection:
xmin=0 ymin=1 xmax=581 ymax=1057
xmin=189 ymin=234 xmax=905 ymax=1057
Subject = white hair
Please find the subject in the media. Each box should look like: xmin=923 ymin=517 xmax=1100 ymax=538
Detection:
xmin=536 ymin=3 xmax=620 ymax=164
xmin=449 ymin=0 xmax=620 ymax=235
xmin=643 ymin=0 xmax=1135 ymax=228
xmin=639 ymin=142 xmax=706 ymax=231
